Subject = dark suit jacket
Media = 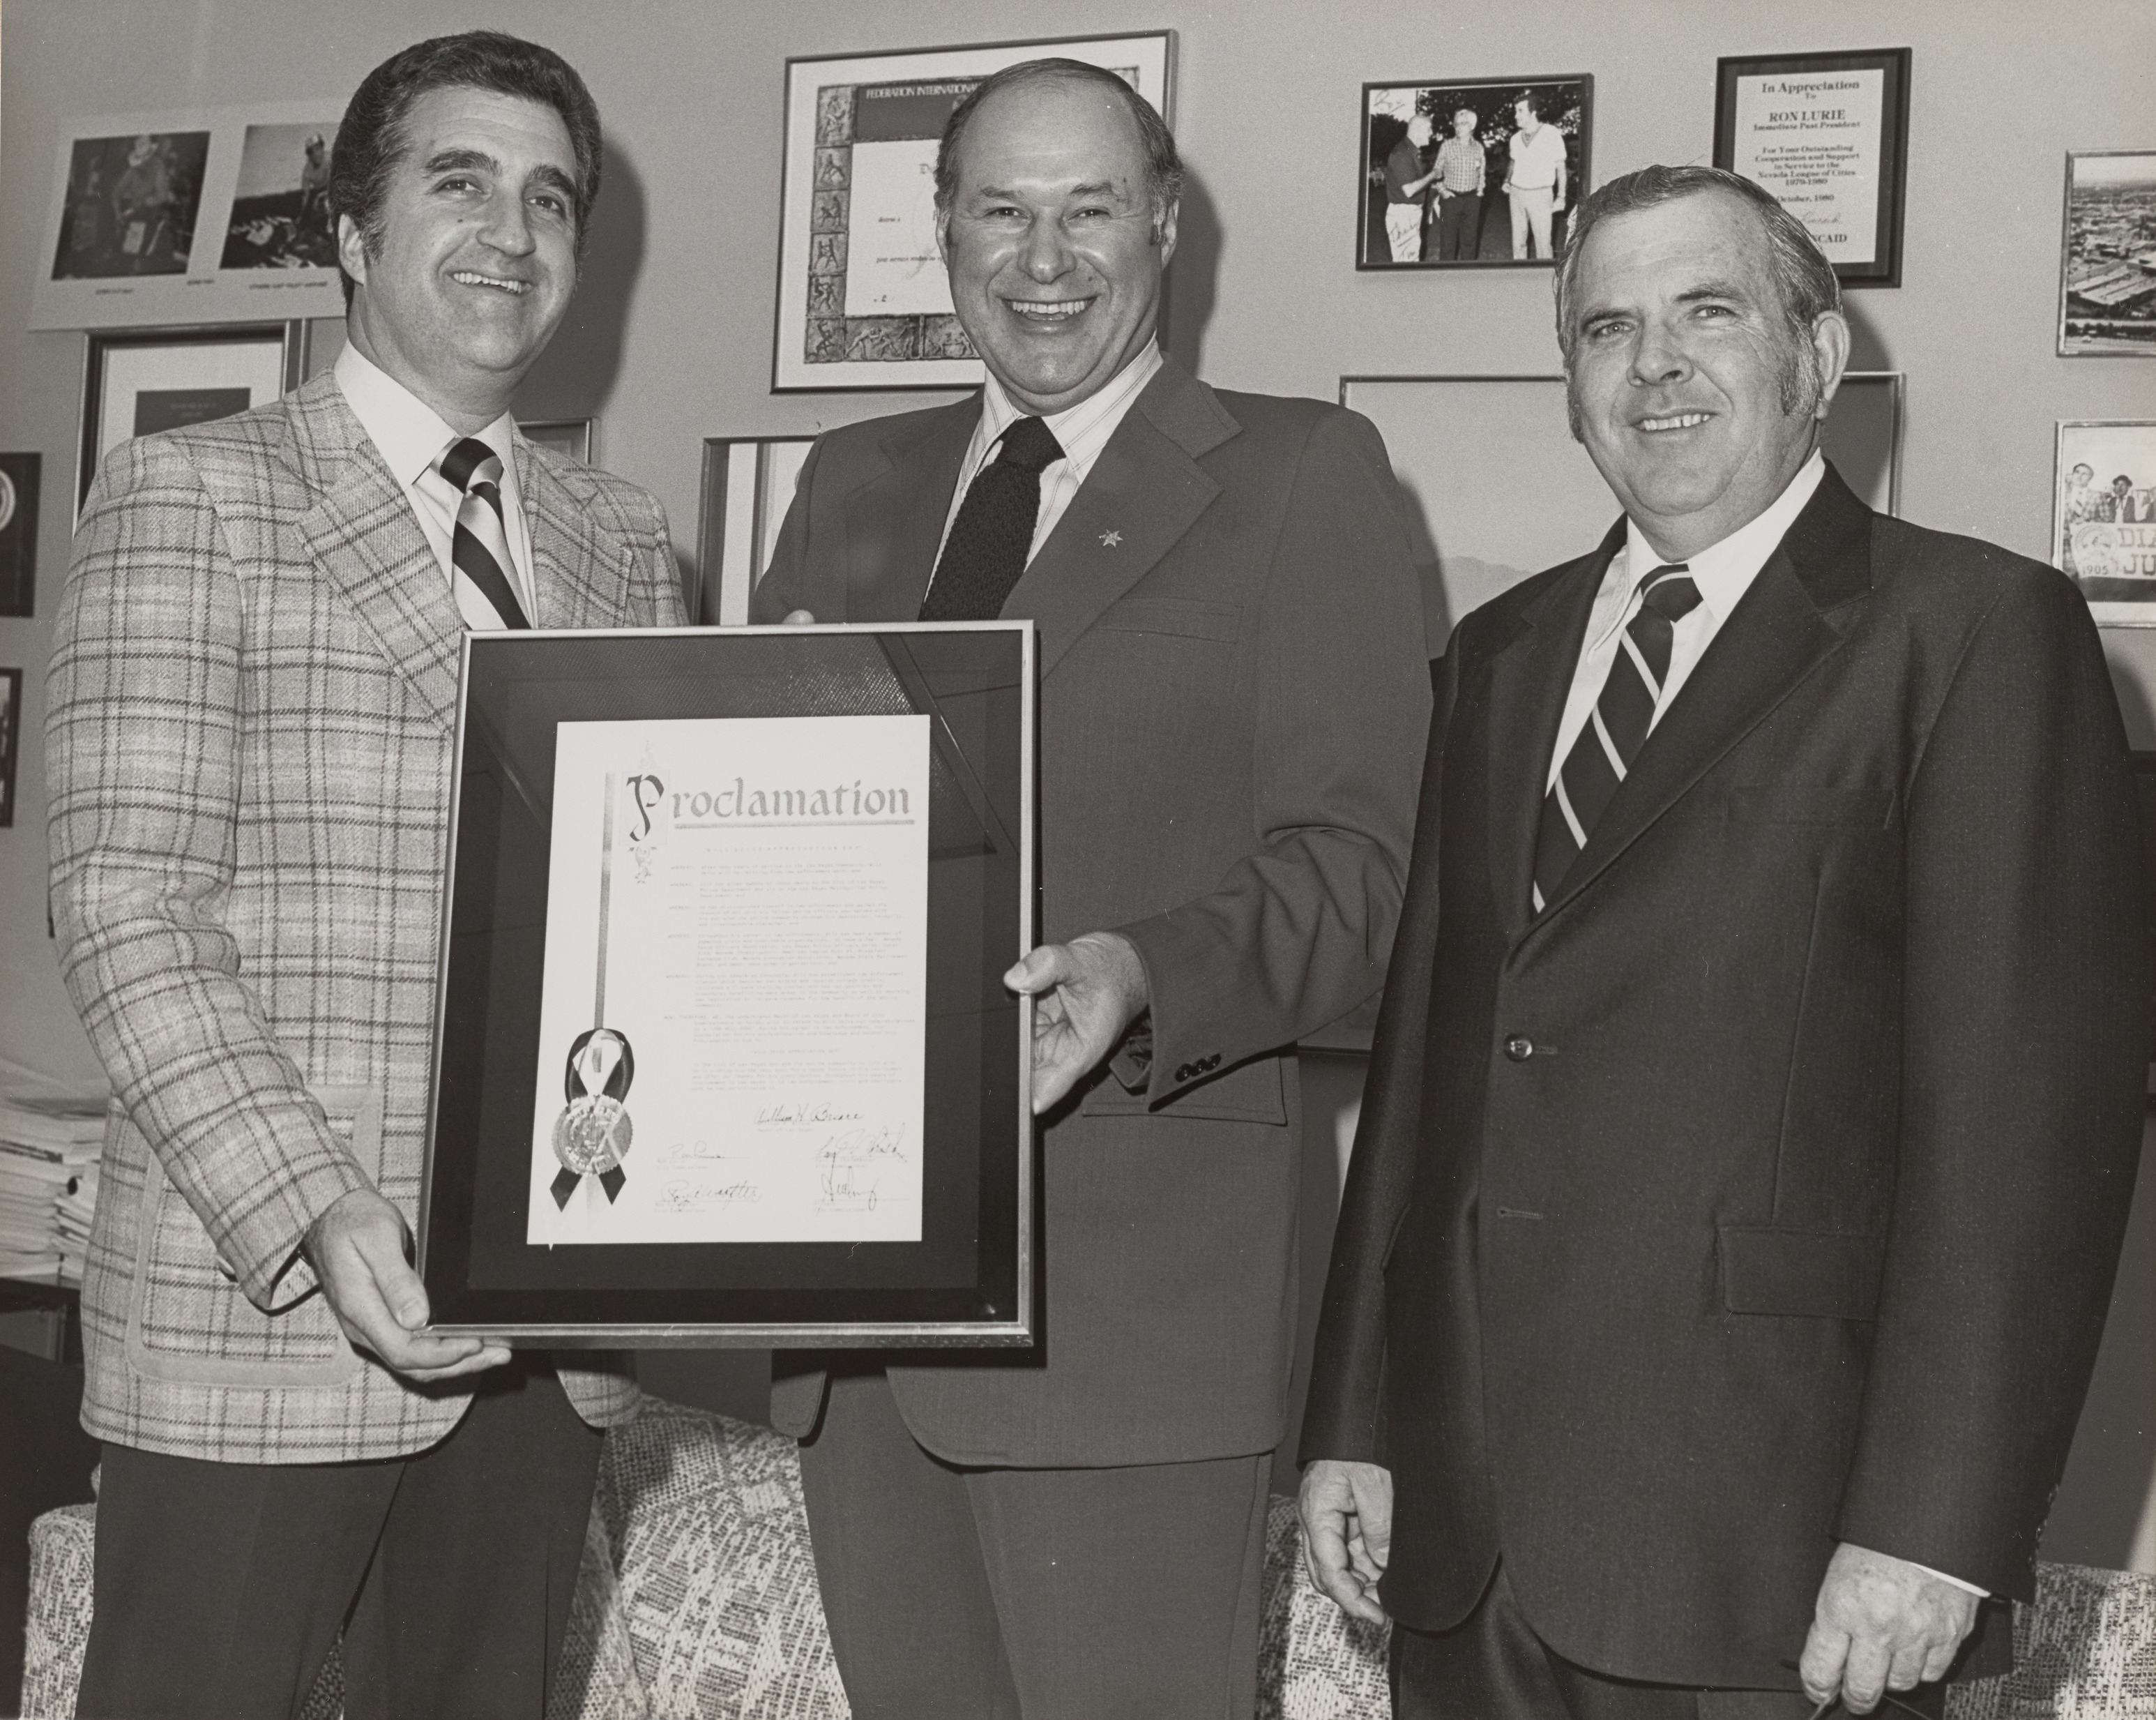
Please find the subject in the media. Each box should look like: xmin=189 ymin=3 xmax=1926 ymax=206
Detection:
xmin=1300 ymin=465 xmax=2148 ymax=1687
xmin=754 ymin=361 xmax=1431 ymax=1466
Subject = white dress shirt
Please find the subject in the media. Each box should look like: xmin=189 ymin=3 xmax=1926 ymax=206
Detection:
xmin=1546 ymin=451 xmax=1825 ymax=794
xmin=333 ymin=341 xmax=537 ymax=630
xmin=930 ymin=338 xmax=1165 ymax=578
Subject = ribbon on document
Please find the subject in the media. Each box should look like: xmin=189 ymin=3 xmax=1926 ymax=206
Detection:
xmin=552 ymin=773 xmax=637 ymax=1208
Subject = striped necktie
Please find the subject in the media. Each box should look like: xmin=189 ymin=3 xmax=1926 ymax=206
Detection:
xmin=435 ymin=436 xmax=529 ymax=630
xmin=920 ymin=416 xmax=1065 ymax=621
xmin=1531 ymin=564 xmax=1701 ymax=912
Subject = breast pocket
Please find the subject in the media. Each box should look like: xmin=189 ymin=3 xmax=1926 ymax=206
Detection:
xmin=128 ymin=1085 xmax=381 ymax=1387
xmin=1094 ymin=597 xmax=1242 ymax=645
xmin=1726 ymin=786 xmax=1895 ymax=827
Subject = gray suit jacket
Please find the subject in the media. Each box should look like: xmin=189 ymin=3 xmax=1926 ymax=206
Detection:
xmin=754 ymin=361 xmax=1431 ymax=1466
xmin=47 ymin=372 xmax=685 ymax=1464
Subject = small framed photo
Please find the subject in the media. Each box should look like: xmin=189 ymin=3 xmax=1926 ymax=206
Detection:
xmin=0 ymin=454 xmax=41 ymax=619
xmin=33 ymin=103 xmax=347 ymax=330
xmin=2054 ymin=421 xmax=2156 ymax=621
xmin=78 ymin=322 xmax=303 ymax=513
xmin=522 ymin=418 xmax=595 ymax=465
xmin=2058 ymin=151 xmax=2156 ymax=359
xmin=773 ymin=31 xmax=1174 ymax=391
xmin=698 ymin=436 xmax=817 ymax=624
xmin=0 ymin=667 xmax=22 ymax=829
xmin=1714 ymin=49 xmax=1911 ymax=287
xmin=1358 ymin=77 xmax=1591 ymax=269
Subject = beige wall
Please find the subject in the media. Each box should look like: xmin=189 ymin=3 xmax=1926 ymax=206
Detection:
xmin=3 ymin=0 xmax=2153 ymax=1557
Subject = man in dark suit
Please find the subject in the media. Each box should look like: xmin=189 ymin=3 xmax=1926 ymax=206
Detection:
xmin=752 ymin=58 xmax=1429 ymax=1719
xmin=1299 ymin=163 xmax=2147 ymax=1720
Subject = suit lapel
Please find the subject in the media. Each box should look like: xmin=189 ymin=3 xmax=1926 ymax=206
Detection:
xmin=517 ymin=440 xmax=621 ymax=629
xmin=844 ymin=402 xmax=977 ymax=621
xmin=291 ymin=377 xmax=465 ymax=735
xmin=1003 ymin=363 xmax=1234 ymax=677
xmin=1481 ymin=524 xmax=1619 ymax=937
xmin=1531 ymin=463 xmax=1874 ymax=926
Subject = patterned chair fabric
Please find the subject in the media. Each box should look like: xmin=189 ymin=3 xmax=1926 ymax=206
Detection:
xmin=22 ymin=1400 xmax=2156 ymax=1718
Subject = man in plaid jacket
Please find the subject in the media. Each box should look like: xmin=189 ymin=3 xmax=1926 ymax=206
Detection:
xmin=46 ymin=33 xmax=682 ymax=1718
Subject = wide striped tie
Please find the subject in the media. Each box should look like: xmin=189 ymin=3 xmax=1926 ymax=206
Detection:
xmin=435 ymin=436 xmax=529 ymax=630
xmin=1531 ymin=564 xmax=1701 ymax=912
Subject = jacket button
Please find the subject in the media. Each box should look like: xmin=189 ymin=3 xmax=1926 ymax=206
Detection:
xmin=1504 ymin=1036 xmax=1534 ymax=1062
xmin=1175 ymin=1063 xmax=1194 ymax=1082
xmin=1202 ymin=1054 xmax=1220 ymax=1071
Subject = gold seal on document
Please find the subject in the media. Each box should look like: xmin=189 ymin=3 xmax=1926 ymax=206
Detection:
xmin=554 ymin=1094 xmax=633 ymax=1176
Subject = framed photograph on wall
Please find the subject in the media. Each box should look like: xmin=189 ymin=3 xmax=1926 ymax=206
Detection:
xmin=772 ymin=31 xmax=1174 ymax=391
xmin=2054 ymin=421 xmax=2156 ymax=621
xmin=0 ymin=455 xmax=40 ymax=619
xmin=697 ymin=436 xmax=818 ymax=624
xmin=1358 ymin=77 xmax=1591 ymax=269
xmin=1713 ymin=48 xmax=1911 ymax=287
xmin=522 ymin=418 xmax=594 ymax=465
xmin=0 ymin=667 xmax=22 ymax=829
xmin=33 ymin=101 xmax=347 ymax=330
xmin=77 ymin=322 xmax=303 ymax=513
xmin=2058 ymin=151 xmax=2156 ymax=358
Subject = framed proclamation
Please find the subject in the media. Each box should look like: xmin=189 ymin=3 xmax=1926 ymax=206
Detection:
xmin=419 ymin=623 xmax=1037 ymax=1346
xmin=1714 ymin=48 xmax=1911 ymax=287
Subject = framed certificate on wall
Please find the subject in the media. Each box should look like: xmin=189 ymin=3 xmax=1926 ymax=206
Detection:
xmin=419 ymin=623 xmax=1036 ymax=1345
xmin=1714 ymin=48 xmax=1911 ymax=287
xmin=770 ymin=31 xmax=1174 ymax=391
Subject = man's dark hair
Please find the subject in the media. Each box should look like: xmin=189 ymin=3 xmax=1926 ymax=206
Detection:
xmin=1554 ymin=163 xmax=1842 ymax=428
xmin=329 ymin=30 xmax=602 ymax=307
xmin=933 ymin=59 xmax=1183 ymax=227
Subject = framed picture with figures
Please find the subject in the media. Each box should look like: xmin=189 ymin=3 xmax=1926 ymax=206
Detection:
xmin=1357 ymin=76 xmax=1593 ymax=270
xmin=770 ymin=31 xmax=1174 ymax=391
xmin=419 ymin=621 xmax=1038 ymax=1345
xmin=2054 ymin=419 xmax=2156 ymax=621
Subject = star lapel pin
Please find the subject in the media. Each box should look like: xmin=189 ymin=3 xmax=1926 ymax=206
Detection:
xmin=1100 ymin=529 xmax=1123 ymax=548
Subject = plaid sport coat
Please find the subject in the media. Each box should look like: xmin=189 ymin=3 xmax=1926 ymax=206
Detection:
xmin=47 ymin=370 xmax=686 ymax=1464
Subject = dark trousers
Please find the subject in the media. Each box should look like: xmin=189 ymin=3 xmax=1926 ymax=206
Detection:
xmin=1437 ymin=192 xmax=1484 ymax=260
xmin=76 ymin=1361 xmax=602 ymax=1720
xmin=797 ymin=1366 xmax=1273 ymax=1719
xmin=1390 ymin=1564 xmax=1946 ymax=1720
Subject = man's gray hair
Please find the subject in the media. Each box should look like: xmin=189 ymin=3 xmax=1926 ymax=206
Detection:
xmin=933 ymin=58 xmax=1183 ymax=222
xmin=1554 ymin=165 xmax=1842 ymax=367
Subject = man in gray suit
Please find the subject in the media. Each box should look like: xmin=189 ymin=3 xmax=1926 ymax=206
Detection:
xmin=754 ymin=58 xmax=1429 ymax=1719
xmin=49 ymin=33 xmax=681 ymax=1719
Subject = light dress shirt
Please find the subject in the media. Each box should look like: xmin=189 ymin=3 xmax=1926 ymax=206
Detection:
xmin=334 ymin=341 xmax=536 ymax=630
xmin=1546 ymin=452 xmax=1825 ymax=792
xmin=1507 ymin=123 xmax=1568 ymax=192
xmin=1547 ymin=448 xmax=1988 ymax=1604
xmin=931 ymin=337 xmax=1165 ymax=578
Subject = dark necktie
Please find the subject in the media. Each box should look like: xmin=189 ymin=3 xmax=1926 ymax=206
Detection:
xmin=918 ymin=416 xmax=1065 ymax=621
xmin=1531 ymin=564 xmax=1701 ymax=911
xmin=436 ymin=436 xmax=529 ymax=629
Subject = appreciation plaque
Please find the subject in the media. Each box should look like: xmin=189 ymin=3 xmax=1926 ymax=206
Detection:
xmin=418 ymin=623 xmax=1035 ymax=1345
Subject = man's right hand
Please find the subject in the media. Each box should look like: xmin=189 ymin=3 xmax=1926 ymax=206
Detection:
xmin=1300 ymin=1458 xmax=1393 ymax=1625
xmin=304 ymin=1189 xmax=509 ymax=1382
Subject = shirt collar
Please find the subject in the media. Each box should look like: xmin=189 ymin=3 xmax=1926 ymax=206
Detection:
xmin=1618 ymin=449 xmax=1826 ymax=626
xmin=976 ymin=338 xmax=1163 ymax=472
xmin=333 ymin=340 xmax=519 ymax=490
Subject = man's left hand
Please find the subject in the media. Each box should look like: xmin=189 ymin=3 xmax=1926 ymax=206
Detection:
xmin=1800 ymin=1542 xmax=1979 ymax=1714
xmin=1004 ymin=931 xmax=1149 ymax=1113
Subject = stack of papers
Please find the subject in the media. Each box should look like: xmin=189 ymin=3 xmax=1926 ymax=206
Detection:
xmin=0 ymin=1092 xmax=107 ymax=1287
